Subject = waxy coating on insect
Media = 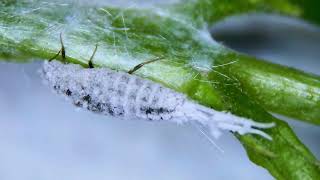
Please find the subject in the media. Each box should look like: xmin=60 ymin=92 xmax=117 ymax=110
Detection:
xmin=41 ymin=35 xmax=275 ymax=140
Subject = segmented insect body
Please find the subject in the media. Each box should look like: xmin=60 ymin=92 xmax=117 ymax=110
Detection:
xmin=42 ymin=60 xmax=274 ymax=140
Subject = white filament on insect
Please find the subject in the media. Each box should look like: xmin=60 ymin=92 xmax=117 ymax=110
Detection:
xmin=192 ymin=122 xmax=224 ymax=153
xmin=41 ymin=60 xmax=275 ymax=140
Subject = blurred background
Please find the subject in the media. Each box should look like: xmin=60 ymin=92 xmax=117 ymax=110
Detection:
xmin=0 ymin=1 xmax=319 ymax=180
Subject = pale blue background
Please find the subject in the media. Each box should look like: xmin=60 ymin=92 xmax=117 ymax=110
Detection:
xmin=0 ymin=1 xmax=319 ymax=180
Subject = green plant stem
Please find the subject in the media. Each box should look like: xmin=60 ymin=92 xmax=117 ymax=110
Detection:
xmin=173 ymin=0 xmax=320 ymax=124
xmin=207 ymin=71 xmax=320 ymax=180
xmin=2 ymin=0 xmax=320 ymax=126
xmin=175 ymin=0 xmax=320 ymax=27
xmin=214 ymin=52 xmax=320 ymax=125
xmin=0 ymin=1 xmax=319 ymax=179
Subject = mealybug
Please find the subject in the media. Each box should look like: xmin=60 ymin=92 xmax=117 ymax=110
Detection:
xmin=42 ymin=35 xmax=275 ymax=140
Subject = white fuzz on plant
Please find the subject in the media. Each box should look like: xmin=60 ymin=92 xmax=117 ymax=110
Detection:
xmin=42 ymin=60 xmax=275 ymax=140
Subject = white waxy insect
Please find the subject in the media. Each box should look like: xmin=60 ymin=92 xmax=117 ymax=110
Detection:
xmin=41 ymin=60 xmax=275 ymax=140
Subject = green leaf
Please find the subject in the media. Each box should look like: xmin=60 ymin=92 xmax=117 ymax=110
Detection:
xmin=0 ymin=0 xmax=319 ymax=179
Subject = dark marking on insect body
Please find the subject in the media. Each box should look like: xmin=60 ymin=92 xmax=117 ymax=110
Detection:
xmin=92 ymin=103 xmax=103 ymax=112
xmin=107 ymin=106 xmax=115 ymax=116
xmin=74 ymin=101 xmax=82 ymax=107
xmin=143 ymin=107 xmax=170 ymax=115
xmin=82 ymin=94 xmax=92 ymax=103
xmin=65 ymin=89 xmax=72 ymax=96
